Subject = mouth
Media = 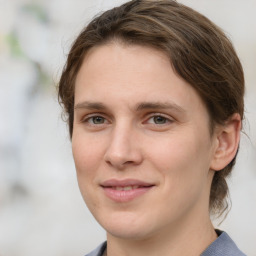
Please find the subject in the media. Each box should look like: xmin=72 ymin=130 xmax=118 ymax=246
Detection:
xmin=107 ymin=185 xmax=145 ymax=191
xmin=100 ymin=179 xmax=155 ymax=202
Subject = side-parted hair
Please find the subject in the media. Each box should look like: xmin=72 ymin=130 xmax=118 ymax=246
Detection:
xmin=58 ymin=0 xmax=244 ymax=216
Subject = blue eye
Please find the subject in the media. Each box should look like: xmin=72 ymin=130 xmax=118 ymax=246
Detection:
xmin=83 ymin=115 xmax=107 ymax=125
xmin=81 ymin=114 xmax=109 ymax=130
xmin=152 ymin=116 xmax=167 ymax=124
xmin=147 ymin=115 xmax=170 ymax=125
xmin=90 ymin=116 xmax=105 ymax=124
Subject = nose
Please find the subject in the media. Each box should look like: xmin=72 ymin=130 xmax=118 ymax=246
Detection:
xmin=103 ymin=124 xmax=143 ymax=170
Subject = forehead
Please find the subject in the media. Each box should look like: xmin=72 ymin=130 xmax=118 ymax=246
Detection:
xmin=75 ymin=43 xmax=208 ymax=118
xmin=77 ymin=42 xmax=173 ymax=86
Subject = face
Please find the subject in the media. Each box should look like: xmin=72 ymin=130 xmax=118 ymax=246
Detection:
xmin=72 ymin=43 xmax=217 ymax=240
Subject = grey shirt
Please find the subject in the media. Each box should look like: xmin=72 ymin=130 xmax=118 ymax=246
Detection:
xmin=85 ymin=230 xmax=246 ymax=256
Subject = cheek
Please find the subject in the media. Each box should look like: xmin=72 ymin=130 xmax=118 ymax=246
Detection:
xmin=72 ymin=134 xmax=106 ymax=202
xmin=72 ymin=133 xmax=105 ymax=174
xmin=148 ymin=136 xmax=212 ymax=218
xmin=148 ymin=135 xmax=202 ymax=170
xmin=148 ymin=132 xmax=212 ymax=192
xmin=72 ymin=135 xmax=104 ymax=208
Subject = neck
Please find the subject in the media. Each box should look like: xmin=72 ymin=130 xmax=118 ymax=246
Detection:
xmin=106 ymin=211 xmax=217 ymax=256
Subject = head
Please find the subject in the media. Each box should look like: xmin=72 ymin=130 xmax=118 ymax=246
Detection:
xmin=58 ymin=0 xmax=244 ymax=219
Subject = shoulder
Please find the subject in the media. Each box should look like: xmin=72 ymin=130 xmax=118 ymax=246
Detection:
xmin=85 ymin=231 xmax=246 ymax=256
xmin=201 ymin=230 xmax=246 ymax=256
xmin=84 ymin=241 xmax=107 ymax=256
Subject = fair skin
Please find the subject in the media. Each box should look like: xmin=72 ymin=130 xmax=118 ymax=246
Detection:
xmin=72 ymin=42 xmax=241 ymax=256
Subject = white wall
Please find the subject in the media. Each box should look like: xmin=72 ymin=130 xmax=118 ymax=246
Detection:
xmin=0 ymin=0 xmax=255 ymax=255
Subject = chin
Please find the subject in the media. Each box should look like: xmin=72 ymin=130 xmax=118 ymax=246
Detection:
xmin=107 ymin=225 xmax=150 ymax=241
xmin=100 ymin=212 xmax=152 ymax=240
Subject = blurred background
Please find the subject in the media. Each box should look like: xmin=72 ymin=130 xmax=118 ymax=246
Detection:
xmin=0 ymin=0 xmax=255 ymax=255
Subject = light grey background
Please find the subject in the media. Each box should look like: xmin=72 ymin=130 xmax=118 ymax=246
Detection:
xmin=0 ymin=0 xmax=255 ymax=255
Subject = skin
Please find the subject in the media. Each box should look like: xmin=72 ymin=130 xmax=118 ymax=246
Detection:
xmin=72 ymin=42 xmax=241 ymax=256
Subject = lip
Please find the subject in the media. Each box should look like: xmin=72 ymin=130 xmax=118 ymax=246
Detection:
xmin=101 ymin=179 xmax=154 ymax=187
xmin=101 ymin=179 xmax=155 ymax=203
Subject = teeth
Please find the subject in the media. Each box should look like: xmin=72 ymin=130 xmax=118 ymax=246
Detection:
xmin=114 ymin=185 xmax=139 ymax=191
xmin=123 ymin=186 xmax=133 ymax=191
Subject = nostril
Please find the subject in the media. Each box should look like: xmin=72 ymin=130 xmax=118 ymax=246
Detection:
xmin=124 ymin=161 xmax=134 ymax=165
xmin=104 ymin=145 xmax=143 ymax=168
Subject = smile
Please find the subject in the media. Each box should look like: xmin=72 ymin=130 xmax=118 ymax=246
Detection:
xmin=101 ymin=179 xmax=154 ymax=202
xmin=112 ymin=186 xmax=140 ymax=191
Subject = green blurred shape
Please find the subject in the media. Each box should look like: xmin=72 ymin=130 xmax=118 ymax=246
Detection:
xmin=6 ymin=31 xmax=25 ymax=57
xmin=21 ymin=3 xmax=49 ymax=23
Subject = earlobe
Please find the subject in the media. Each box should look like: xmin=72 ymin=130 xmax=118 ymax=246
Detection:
xmin=210 ymin=113 xmax=241 ymax=171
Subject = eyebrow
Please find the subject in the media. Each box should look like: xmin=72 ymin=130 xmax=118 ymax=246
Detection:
xmin=74 ymin=101 xmax=186 ymax=113
xmin=135 ymin=102 xmax=186 ymax=113
xmin=74 ymin=101 xmax=106 ymax=110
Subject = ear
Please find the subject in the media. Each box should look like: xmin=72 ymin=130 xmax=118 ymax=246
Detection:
xmin=210 ymin=113 xmax=241 ymax=171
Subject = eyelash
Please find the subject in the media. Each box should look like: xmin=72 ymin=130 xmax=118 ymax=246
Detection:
xmin=81 ymin=114 xmax=109 ymax=125
xmin=81 ymin=113 xmax=174 ymax=127
xmin=147 ymin=113 xmax=173 ymax=126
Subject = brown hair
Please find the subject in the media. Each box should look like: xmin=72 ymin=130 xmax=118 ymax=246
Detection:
xmin=58 ymin=0 xmax=244 ymax=216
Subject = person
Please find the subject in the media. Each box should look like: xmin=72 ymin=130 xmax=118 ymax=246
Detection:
xmin=58 ymin=0 xmax=246 ymax=255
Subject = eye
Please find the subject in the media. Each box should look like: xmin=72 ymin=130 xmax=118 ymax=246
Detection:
xmin=90 ymin=116 xmax=106 ymax=124
xmin=82 ymin=115 xmax=108 ymax=125
xmin=147 ymin=115 xmax=172 ymax=125
xmin=151 ymin=116 xmax=168 ymax=124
